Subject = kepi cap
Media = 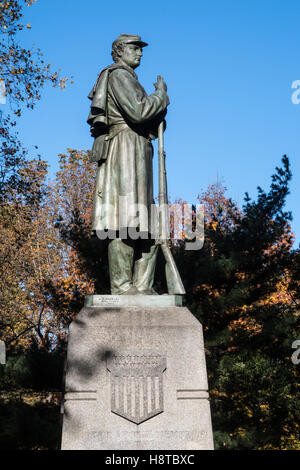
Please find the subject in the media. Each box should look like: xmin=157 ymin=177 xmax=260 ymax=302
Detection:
xmin=113 ymin=34 xmax=148 ymax=48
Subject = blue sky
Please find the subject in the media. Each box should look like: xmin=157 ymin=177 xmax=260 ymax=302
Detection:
xmin=6 ymin=0 xmax=300 ymax=246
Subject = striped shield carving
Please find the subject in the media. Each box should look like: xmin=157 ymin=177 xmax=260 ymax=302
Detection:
xmin=107 ymin=351 xmax=167 ymax=424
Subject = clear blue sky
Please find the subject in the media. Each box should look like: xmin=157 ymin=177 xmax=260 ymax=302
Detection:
xmin=7 ymin=0 xmax=300 ymax=246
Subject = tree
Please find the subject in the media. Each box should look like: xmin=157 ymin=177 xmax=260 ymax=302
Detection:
xmin=0 ymin=0 xmax=71 ymax=199
xmin=1 ymin=144 xmax=298 ymax=450
xmin=46 ymin=149 xmax=299 ymax=449
xmin=0 ymin=158 xmax=54 ymax=349
xmin=177 ymin=156 xmax=299 ymax=449
xmin=48 ymin=149 xmax=110 ymax=321
xmin=0 ymin=1 xmax=69 ymax=110
xmin=0 ymin=0 xmax=72 ymax=350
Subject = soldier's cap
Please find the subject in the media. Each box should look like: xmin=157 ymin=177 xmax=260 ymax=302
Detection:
xmin=113 ymin=34 xmax=148 ymax=48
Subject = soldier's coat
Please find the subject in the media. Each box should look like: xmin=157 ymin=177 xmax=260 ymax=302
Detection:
xmin=89 ymin=65 xmax=169 ymax=233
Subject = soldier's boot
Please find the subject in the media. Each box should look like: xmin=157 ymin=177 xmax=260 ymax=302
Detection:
xmin=108 ymin=238 xmax=138 ymax=294
xmin=132 ymin=244 xmax=158 ymax=294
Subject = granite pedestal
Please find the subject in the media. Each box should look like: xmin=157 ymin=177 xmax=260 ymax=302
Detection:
xmin=61 ymin=296 xmax=214 ymax=450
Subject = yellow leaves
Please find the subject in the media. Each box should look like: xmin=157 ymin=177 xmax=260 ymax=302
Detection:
xmin=209 ymin=389 xmax=227 ymax=399
xmin=245 ymin=406 xmax=253 ymax=418
xmin=259 ymin=404 xmax=269 ymax=413
xmin=11 ymin=67 xmax=25 ymax=75
xmin=236 ymin=427 xmax=246 ymax=437
xmin=52 ymin=76 xmax=73 ymax=91
xmin=194 ymin=282 xmax=225 ymax=299
xmin=257 ymin=270 xmax=296 ymax=308
xmin=228 ymin=316 xmax=263 ymax=337
xmin=229 ymin=427 xmax=247 ymax=439
xmin=279 ymin=435 xmax=300 ymax=450
xmin=235 ymin=271 xmax=246 ymax=281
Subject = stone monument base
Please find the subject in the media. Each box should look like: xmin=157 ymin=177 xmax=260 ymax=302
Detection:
xmin=61 ymin=296 xmax=214 ymax=450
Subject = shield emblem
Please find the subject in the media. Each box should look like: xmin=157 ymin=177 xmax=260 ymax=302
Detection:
xmin=107 ymin=351 xmax=167 ymax=424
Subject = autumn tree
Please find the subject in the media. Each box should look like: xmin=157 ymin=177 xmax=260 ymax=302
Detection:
xmin=42 ymin=150 xmax=299 ymax=446
xmin=176 ymin=156 xmax=299 ymax=449
xmin=44 ymin=149 xmax=299 ymax=448
xmin=0 ymin=132 xmax=298 ymax=449
xmin=0 ymin=149 xmax=98 ymax=352
xmin=0 ymin=159 xmax=57 ymax=348
xmin=0 ymin=0 xmax=71 ymax=349
xmin=0 ymin=3 xmax=72 ymax=449
xmin=43 ymin=149 xmax=98 ymax=326
xmin=48 ymin=149 xmax=110 ymax=320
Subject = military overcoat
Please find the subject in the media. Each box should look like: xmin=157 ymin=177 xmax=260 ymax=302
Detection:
xmin=88 ymin=64 xmax=169 ymax=234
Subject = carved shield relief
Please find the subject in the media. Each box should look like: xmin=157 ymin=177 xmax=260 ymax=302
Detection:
xmin=107 ymin=351 xmax=167 ymax=424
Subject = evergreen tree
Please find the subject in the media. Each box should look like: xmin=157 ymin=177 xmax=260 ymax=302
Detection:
xmin=177 ymin=156 xmax=299 ymax=449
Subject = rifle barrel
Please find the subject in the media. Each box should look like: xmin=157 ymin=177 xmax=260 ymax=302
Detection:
xmin=157 ymin=120 xmax=186 ymax=295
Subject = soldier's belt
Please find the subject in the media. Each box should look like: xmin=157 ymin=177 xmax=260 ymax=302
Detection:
xmin=105 ymin=124 xmax=152 ymax=143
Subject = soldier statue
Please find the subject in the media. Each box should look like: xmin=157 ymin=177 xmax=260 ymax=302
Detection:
xmin=88 ymin=34 xmax=169 ymax=295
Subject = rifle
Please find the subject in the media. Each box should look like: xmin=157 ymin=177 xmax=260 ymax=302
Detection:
xmin=157 ymin=120 xmax=186 ymax=295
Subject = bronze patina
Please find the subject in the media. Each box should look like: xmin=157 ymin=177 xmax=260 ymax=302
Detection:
xmin=88 ymin=34 xmax=184 ymax=295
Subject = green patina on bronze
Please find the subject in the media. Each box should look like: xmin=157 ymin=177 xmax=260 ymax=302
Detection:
xmin=88 ymin=34 xmax=184 ymax=296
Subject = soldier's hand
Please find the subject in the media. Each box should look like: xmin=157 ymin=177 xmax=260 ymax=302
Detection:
xmin=154 ymin=75 xmax=167 ymax=93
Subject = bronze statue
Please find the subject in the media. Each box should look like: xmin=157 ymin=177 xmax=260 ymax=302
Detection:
xmin=88 ymin=34 xmax=185 ymax=296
